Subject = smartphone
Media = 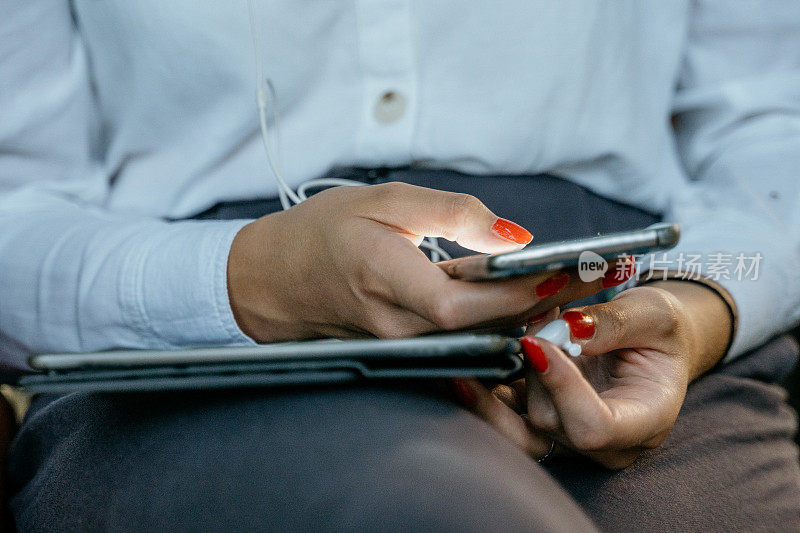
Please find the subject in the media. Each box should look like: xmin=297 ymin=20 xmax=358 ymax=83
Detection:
xmin=437 ymin=223 xmax=679 ymax=280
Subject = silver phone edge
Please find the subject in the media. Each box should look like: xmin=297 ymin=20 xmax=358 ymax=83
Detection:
xmin=441 ymin=223 xmax=681 ymax=279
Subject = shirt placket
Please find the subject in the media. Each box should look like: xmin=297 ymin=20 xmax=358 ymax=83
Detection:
xmin=354 ymin=0 xmax=417 ymax=163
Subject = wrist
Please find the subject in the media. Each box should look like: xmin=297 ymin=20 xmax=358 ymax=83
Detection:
xmin=227 ymin=219 xmax=270 ymax=341
xmin=648 ymin=280 xmax=732 ymax=380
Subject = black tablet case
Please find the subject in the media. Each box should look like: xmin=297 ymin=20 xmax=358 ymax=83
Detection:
xmin=20 ymin=335 xmax=522 ymax=394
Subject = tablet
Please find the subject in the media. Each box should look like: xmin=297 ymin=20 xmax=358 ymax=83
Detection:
xmin=20 ymin=334 xmax=522 ymax=394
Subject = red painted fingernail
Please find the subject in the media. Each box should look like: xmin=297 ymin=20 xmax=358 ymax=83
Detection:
xmin=536 ymin=272 xmax=570 ymax=299
xmin=451 ymin=379 xmax=477 ymax=408
xmin=562 ymin=310 xmax=595 ymax=339
xmin=530 ymin=312 xmax=547 ymax=322
xmin=491 ymin=218 xmax=533 ymax=245
xmin=601 ymin=256 xmax=636 ymax=288
xmin=521 ymin=337 xmax=548 ymax=373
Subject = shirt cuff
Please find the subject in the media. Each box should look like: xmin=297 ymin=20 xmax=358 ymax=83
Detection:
xmin=119 ymin=219 xmax=257 ymax=348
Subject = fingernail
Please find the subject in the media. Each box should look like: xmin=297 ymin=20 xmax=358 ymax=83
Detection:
xmin=491 ymin=218 xmax=533 ymax=245
xmin=536 ymin=272 xmax=570 ymax=299
xmin=451 ymin=378 xmax=477 ymax=408
xmin=562 ymin=310 xmax=595 ymax=339
xmin=521 ymin=337 xmax=548 ymax=372
xmin=529 ymin=312 xmax=547 ymax=322
xmin=601 ymin=256 xmax=636 ymax=288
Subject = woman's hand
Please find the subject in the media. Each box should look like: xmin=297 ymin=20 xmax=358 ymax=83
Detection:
xmin=462 ymin=281 xmax=733 ymax=468
xmin=227 ymin=182 xmax=608 ymax=342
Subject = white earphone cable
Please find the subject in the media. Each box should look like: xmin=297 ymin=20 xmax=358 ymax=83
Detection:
xmin=246 ymin=0 xmax=450 ymax=261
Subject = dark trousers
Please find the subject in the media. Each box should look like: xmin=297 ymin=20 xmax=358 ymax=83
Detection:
xmin=10 ymin=169 xmax=800 ymax=531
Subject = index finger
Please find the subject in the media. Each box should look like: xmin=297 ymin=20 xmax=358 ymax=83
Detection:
xmin=361 ymin=182 xmax=532 ymax=253
xmin=521 ymin=337 xmax=659 ymax=451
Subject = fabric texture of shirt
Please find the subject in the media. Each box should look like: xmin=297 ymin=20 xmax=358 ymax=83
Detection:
xmin=1 ymin=0 xmax=799 ymax=375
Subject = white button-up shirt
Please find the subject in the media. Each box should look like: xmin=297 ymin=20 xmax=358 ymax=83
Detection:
xmin=1 ymin=0 xmax=799 ymax=373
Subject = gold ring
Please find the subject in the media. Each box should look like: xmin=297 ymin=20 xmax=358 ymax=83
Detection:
xmin=537 ymin=439 xmax=556 ymax=463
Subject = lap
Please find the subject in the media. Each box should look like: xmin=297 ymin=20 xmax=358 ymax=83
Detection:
xmin=9 ymin=337 xmax=800 ymax=532
xmin=9 ymin=384 xmax=595 ymax=533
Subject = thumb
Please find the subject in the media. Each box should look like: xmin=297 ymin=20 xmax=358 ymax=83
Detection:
xmin=366 ymin=182 xmax=532 ymax=253
xmin=560 ymin=286 xmax=678 ymax=356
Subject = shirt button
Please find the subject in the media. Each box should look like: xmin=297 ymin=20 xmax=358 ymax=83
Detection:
xmin=373 ymin=90 xmax=406 ymax=124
